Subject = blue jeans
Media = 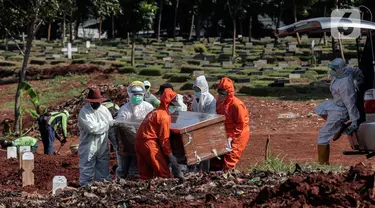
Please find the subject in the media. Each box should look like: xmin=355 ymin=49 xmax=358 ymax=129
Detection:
xmin=116 ymin=155 xmax=139 ymax=179
xmin=40 ymin=125 xmax=56 ymax=155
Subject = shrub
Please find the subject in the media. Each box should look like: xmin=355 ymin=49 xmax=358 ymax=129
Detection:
xmin=168 ymin=75 xmax=191 ymax=83
xmin=180 ymin=65 xmax=202 ymax=73
xmin=0 ymin=61 xmax=17 ymax=67
xmin=7 ymin=56 xmax=23 ymax=62
xmin=50 ymin=60 xmax=66 ymax=65
xmin=119 ymin=67 xmax=137 ymax=74
xmin=194 ymin=44 xmax=207 ymax=54
xmin=91 ymin=60 xmax=106 ymax=66
xmin=162 ymin=73 xmax=176 ymax=79
xmin=111 ymin=62 xmax=125 ymax=68
xmin=180 ymin=82 xmax=194 ymax=90
xmin=30 ymin=59 xmax=46 ymax=65
xmin=187 ymin=60 xmax=201 ymax=65
xmin=139 ymin=69 xmax=162 ymax=76
xmin=72 ymin=59 xmax=86 ymax=64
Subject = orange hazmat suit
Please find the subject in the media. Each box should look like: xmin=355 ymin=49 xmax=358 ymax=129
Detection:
xmin=135 ymin=88 xmax=177 ymax=179
xmin=216 ymin=77 xmax=250 ymax=169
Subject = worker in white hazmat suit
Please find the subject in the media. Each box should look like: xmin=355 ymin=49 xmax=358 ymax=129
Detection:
xmin=115 ymin=81 xmax=154 ymax=179
xmin=189 ymin=75 xmax=217 ymax=173
xmin=78 ymin=88 xmax=114 ymax=186
xmin=192 ymin=75 xmax=216 ymax=114
xmin=314 ymin=58 xmax=364 ymax=165
xmin=157 ymin=83 xmax=187 ymax=113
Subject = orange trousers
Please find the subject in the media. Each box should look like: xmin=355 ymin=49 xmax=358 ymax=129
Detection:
xmin=210 ymin=129 xmax=250 ymax=170
xmin=135 ymin=139 xmax=172 ymax=180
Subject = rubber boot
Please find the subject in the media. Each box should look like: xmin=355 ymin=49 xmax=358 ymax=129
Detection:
xmin=318 ymin=144 xmax=330 ymax=165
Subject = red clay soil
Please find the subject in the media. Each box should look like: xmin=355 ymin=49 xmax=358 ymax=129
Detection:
xmin=251 ymin=163 xmax=375 ymax=207
xmin=0 ymin=150 xmax=80 ymax=194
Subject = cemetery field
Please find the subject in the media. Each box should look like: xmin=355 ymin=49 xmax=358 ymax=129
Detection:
xmin=0 ymin=37 xmax=372 ymax=206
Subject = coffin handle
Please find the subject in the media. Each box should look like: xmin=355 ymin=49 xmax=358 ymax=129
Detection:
xmin=194 ymin=151 xmax=201 ymax=164
xmin=183 ymin=128 xmax=193 ymax=147
xmin=212 ymin=149 xmax=221 ymax=160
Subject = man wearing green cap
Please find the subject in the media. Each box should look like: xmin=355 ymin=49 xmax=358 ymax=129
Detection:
xmin=314 ymin=58 xmax=364 ymax=164
xmin=143 ymin=81 xmax=161 ymax=108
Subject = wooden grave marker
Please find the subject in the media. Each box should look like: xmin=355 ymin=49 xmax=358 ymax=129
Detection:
xmin=22 ymin=152 xmax=34 ymax=187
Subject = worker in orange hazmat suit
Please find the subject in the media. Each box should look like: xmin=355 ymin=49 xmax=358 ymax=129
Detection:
xmin=213 ymin=77 xmax=250 ymax=170
xmin=135 ymin=88 xmax=184 ymax=180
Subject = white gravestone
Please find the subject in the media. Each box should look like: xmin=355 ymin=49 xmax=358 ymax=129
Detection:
xmin=7 ymin=147 xmax=17 ymax=159
xmin=61 ymin=43 xmax=78 ymax=59
xmin=86 ymin=41 xmax=91 ymax=49
xmin=52 ymin=176 xmax=67 ymax=195
xmin=19 ymin=146 xmax=31 ymax=153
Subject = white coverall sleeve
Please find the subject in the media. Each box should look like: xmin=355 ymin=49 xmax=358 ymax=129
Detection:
xmin=205 ymin=98 xmax=217 ymax=114
xmin=116 ymin=104 xmax=132 ymax=121
xmin=78 ymin=107 xmax=109 ymax=135
xmin=340 ymin=78 xmax=360 ymax=122
xmin=176 ymin=94 xmax=187 ymax=111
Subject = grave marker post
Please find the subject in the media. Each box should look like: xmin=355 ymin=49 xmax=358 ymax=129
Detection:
xmin=22 ymin=152 xmax=34 ymax=187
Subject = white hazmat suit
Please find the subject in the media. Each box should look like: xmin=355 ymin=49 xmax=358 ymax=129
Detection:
xmin=192 ymin=75 xmax=216 ymax=114
xmin=78 ymin=104 xmax=113 ymax=186
xmin=315 ymin=66 xmax=364 ymax=145
xmin=115 ymin=83 xmax=154 ymax=178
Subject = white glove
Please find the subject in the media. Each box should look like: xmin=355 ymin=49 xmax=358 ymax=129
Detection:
xmin=108 ymin=120 xmax=114 ymax=127
xmin=226 ymin=137 xmax=233 ymax=152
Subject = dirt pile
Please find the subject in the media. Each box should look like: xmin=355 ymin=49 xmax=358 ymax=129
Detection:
xmin=251 ymin=163 xmax=375 ymax=207
xmin=0 ymin=151 xmax=80 ymax=194
xmin=54 ymin=84 xmax=129 ymax=136
xmin=4 ymin=171 xmax=286 ymax=207
xmin=0 ymin=64 xmax=117 ymax=84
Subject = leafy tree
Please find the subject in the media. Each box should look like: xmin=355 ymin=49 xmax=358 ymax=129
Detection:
xmin=0 ymin=0 xmax=60 ymax=135
xmin=92 ymin=0 xmax=121 ymax=40
xmin=119 ymin=0 xmax=157 ymax=65
xmin=225 ymin=0 xmax=244 ymax=59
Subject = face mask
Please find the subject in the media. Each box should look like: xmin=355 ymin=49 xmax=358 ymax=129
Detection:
xmin=194 ymin=91 xmax=201 ymax=98
xmin=91 ymin=102 xmax=101 ymax=110
xmin=131 ymin=95 xmax=143 ymax=105
xmin=169 ymin=106 xmax=177 ymax=114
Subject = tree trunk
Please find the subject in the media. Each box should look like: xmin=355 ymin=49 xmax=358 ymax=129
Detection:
xmin=127 ymin=32 xmax=130 ymax=45
xmin=173 ymin=0 xmax=179 ymax=39
xmin=248 ymin=15 xmax=252 ymax=41
xmin=4 ymin=34 xmax=8 ymax=51
xmin=62 ymin=8 xmax=66 ymax=46
xmin=195 ymin=14 xmax=201 ymax=41
xmin=232 ymin=19 xmax=236 ymax=60
xmin=112 ymin=14 xmax=115 ymax=39
xmin=332 ymin=37 xmax=336 ymax=57
xmin=99 ymin=16 xmax=102 ymax=40
xmin=131 ymin=32 xmax=135 ymax=66
xmin=157 ymin=2 xmax=163 ymax=42
xmin=323 ymin=5 xmax=327 ymax=46
xmin=70 ymin=12 xmax=73 ymax=43
xmin=293 ymin=0 xmax=301 ymax=44
xmin=189 ymin=14 xmax=194 ymax=40
xmin=338 ymin=33 xmax=345 ymax=60
xmin=14 ymin=23 xmax=35 ymax=135
xmin=47 ymin=22 xmax=51 ymax=41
